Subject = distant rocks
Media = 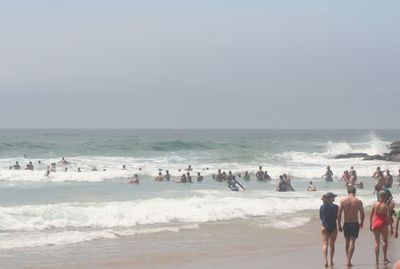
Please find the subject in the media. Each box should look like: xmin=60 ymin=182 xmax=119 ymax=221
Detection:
xmin=389 ymin=153 xmax=400 ymax=162
xmin=389 ymin=141 xmax=400 ymax=162
xmin=362 ymin=154 xmax=389 ymax=161
xmin=334 ymin=153 xmax=368 ymax=159
xmin=334 ymin=140 xmax=400 ymax=162
xmin=390 ymin=141 xmax=400 ymax=150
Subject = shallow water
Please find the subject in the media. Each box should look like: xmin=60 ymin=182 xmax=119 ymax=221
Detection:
xmin=0 ymin=129 xmax=399 ymax=250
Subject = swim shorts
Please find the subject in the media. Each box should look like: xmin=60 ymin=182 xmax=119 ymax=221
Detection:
xmin=343 ymin=222 xmax=360 ymax=239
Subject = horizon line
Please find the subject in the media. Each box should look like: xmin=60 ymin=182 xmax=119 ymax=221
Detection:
xmin=0 ymin=128 xmax=400 ymax=131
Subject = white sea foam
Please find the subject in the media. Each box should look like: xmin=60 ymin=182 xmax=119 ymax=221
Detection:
xmin=0 ymin=194 xmax=320 ymax=232
xmin=257 ymin=216 xmax=312 ymax=229
xmin=0 ymin=192 xmax=324 ymax=249
xmin=325 ymin=134 xmax=388 ymax=157
xmin=0 ymin=225 xmax=199 ymax=249
xmin=0 ymin=190 xmax=382 ymax=249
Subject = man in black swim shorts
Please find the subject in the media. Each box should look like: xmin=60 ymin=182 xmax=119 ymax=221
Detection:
xmin=338 ymin=186 xmax=364 ymax=267
xmin=343 ymin=222 xmax=360 ymax=239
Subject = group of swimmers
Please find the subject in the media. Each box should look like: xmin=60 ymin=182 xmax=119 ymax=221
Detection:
xmin=9 ymin=158 xmax=114 ymax=176
xmin=9 ymin=161 xmax=34 ymax=170
xmin=142 ymin=165 xmax=288 ymax=191
xmin=7 ymin=159 xmax=400 ymax=192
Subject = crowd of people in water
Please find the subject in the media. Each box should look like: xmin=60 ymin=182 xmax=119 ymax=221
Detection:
xmin=6 ymin=158 xmax=400 ymax=191
xmin=5 ymin=156 xmax=400 ymax=267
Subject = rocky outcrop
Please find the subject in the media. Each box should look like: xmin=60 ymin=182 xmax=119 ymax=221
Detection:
xmin=334 ymin=153 xmax=368 ymax=159
xmin=334 ymin=140 xmax=400 ymax=162
xmin=389 ymin=141 xmax=400 ymax=162
xmin=390 ymin=141 xmax=400 ymax=150
xmin=362 ymin=154 xmax=390 ymax=161
xmin=390 ymin=152 xmax=400 ymax=162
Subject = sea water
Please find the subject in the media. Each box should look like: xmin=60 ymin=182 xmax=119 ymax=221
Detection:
xmin=0 ymin=129 xmax=399 ymax=250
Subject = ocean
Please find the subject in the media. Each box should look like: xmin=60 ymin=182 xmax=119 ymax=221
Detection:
xmin=0 ymin=129 xmax=399 ymax=259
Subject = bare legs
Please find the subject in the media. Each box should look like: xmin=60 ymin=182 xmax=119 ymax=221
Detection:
xmin=345 ymin=238 xmax=356 ymax=266
xmin=329 ymin=231 xmax=337 ymax=265
xmin=373 ymin=230 xmax=380 ymax=264
xmin=322 ymin=229 xmax=329 ymax=267
xmin=382 ymin=226 xmax=389 ymax=264
xmin=373 ymin=227 xmax=390 ymax=264
xmin=321 ymin=228 xmax=338 ymax=267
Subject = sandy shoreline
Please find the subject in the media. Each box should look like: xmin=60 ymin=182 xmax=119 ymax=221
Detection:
xmin=3 ymin=214 xmax=399 ymax=269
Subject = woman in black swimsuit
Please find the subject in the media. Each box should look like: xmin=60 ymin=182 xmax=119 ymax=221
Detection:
xmin=320 ymin=192 xmax=339 ymax=267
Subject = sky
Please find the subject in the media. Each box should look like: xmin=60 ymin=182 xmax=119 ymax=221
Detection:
xmin=0 ymin=1 xmax=399 ymax=129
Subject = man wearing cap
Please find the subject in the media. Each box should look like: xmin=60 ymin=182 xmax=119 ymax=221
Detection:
xmin=337 ymin=186 xmax=365 ymax=267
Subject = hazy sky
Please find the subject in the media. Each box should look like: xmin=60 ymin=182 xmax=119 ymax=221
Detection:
xmin=0 ymin=1 xmax=399 ymax=128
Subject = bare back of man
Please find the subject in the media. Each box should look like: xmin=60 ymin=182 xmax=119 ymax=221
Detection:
xmin=337 ymin=187 xmax=364 ymax=267
xmin=340 ymin=196 xmax=363 ymax=223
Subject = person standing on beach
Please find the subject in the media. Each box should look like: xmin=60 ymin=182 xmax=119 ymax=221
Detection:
xmin=337 ymin=186 xmax=365 ymax=267
xmin=320 ymin=192 xmax=339 ymax=267
xmin=370 ymin=191 xmax=393 ymax=264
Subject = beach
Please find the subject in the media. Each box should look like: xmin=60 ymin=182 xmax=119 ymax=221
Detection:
xmin=0 ymin=129 xmax=400 ymax=268
xmin=2 ymin=0 xmax=399 ymax=266
xmin=2 ymin=215 xmax=399 ymax=269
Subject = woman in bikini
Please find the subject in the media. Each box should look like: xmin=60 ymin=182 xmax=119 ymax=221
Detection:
xmin=319 ymin=192 xmax=339 ymax=267
xmin=370 ymin=190 xmax=393 ymax=264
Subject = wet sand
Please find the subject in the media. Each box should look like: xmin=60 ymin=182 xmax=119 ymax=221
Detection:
xmin=3 ymin=215 xmax=399 ymax=269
